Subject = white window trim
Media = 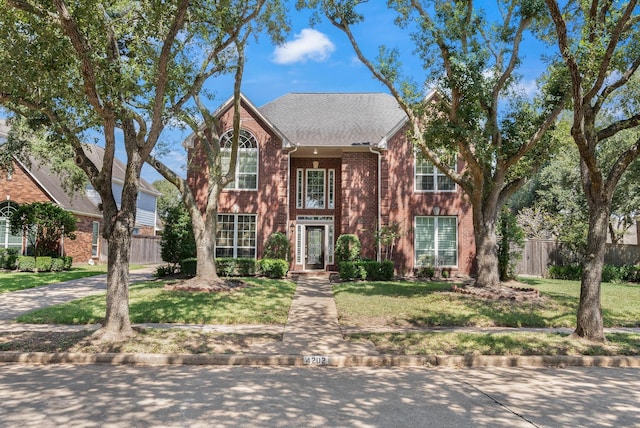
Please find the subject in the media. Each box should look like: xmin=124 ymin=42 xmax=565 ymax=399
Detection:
xmin=414 ymin=152 xmax=457 ymax=193
xmin=414 ymin=216 xmax=459 ymax=268
xmin=305 ymin=168 xmax=326 ymax=209
xmin=296 ymin=169 xmax=304 ymax=209
xmin=294 ymin=216 xmax=335 ymax=268
xmin=221 ymin=130 xmax=259 ymax=191
xmin=215 ymin=214 xmax=258 ymax=259
xmin=91 ymin=221 xmax=100 ymax=258
xmin=328 ymin=169 xmax=335 ymax=209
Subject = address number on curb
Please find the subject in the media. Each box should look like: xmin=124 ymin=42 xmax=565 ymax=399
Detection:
xmin=303 ymin=355 xmax=330 ymax=365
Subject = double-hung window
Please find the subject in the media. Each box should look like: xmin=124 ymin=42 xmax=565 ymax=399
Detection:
xmin=91 ymin=222 xmax=100 ymax=257
xmin=221 ymin=129 xmax=258 ymax=190
xmin=0 ymin=201 xmax=22 ymax=251
xmin=415 ymin=216 xmax=458 ymax=267
xmin=415 ymin=152 xmax=456 ymax=192
xmin=216 ymin=214 xmax=257 ymax=258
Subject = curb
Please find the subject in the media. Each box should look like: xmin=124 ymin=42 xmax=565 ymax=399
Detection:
xmin=1 ymin=352 xmax=640 ymax=368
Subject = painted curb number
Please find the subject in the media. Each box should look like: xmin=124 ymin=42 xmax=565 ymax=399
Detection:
xmin=304 ymin=355 xmax=330 ymax=365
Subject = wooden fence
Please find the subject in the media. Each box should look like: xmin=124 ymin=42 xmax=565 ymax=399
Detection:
xmin=99 ymin=235 xmax=162 ymax=265
xmin=516 ymin=240 xmax=640 ymax=276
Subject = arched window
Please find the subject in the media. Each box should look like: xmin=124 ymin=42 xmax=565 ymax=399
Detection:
xmin=220 ymin=129 xmax=258 ymax=190
xmin=0 ymin=201 xmax=23 ymax=251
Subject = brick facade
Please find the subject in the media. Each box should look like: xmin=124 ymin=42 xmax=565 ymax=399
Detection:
xmin=0 ymin=160 xmax=100 ymax=263
xmin=189 ymin=95 xmax=476 ymax=276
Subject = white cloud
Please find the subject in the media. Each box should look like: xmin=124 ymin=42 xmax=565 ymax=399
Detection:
xmin=273 ymin=28 xmax=336 ymax=65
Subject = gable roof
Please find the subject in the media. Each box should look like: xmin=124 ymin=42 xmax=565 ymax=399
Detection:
xmin=0 ymin=119 xmax=159 ymax=216
xmin=258 ymin=93 xmax=407 ymax=148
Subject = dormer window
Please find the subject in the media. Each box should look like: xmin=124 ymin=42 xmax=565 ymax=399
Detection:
xmin=221 ymin=129 xmax=258 ymax=190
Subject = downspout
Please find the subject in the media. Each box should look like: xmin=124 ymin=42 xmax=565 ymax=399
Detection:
xmin=287 ymin=145 xmax=298 ymax=255
xmin=369 ymin=145 xmax=382 ymax=262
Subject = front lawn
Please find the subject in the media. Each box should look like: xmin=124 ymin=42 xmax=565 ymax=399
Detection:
xmin=0 ymin=264 xmax=146 ymax=294
xmin=17 ymin=278 xmax=296 ymax=325
xmin=333 ymin=278 xmax=640 ymax=329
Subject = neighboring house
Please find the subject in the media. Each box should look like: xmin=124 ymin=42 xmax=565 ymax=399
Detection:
xmin=187 ymin=93 xmax=475 ymax=275
xmin=0 ymin=119 xmax=161 ymax=263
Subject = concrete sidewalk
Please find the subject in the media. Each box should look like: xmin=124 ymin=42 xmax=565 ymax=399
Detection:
xmin=1 ymin=270 xmax=640 ymax=367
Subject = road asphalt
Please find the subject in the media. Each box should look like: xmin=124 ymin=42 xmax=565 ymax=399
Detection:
xmin=0 ymin=267 xmax=639 ymax=368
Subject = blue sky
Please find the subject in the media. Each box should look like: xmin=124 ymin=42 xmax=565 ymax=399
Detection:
xmin=145 ymin=4 xmax=551 ymax=183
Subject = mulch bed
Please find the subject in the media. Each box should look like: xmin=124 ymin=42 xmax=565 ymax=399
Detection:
xmin=163 ymin=278 xmax=249 ymax=293
xmin=451 ymin=281 xmax=543 ymax=302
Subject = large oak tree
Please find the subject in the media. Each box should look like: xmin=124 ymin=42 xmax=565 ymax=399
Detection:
xmin=544 ymin=0 xmax=640 ymax=341
xmin=0 ymin=0 xmax=285 ymax=340
xmin=301 ymin=0 xmax=569 ymax=287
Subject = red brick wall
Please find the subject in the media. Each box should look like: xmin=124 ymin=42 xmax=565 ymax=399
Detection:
xmin=381 ymin=127 xmax=475 ymax=276
xmin=1 ymin=160 xmax=101 ymax=263
xmin=340 ymin=152 xmax=379 ymax=260
xmin=187 ymin=100 xmax=288 ymax=258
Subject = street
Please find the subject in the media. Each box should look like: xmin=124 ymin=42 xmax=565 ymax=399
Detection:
xmin=1 ymin=365 xmax=638 ymax=427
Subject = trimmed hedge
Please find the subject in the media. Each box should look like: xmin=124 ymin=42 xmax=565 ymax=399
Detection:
xmin=179 ymin=257 xmax=258 ymax=277
xmin=50 ymin=258 xmax=65 ymax=272
xmin=339 ymin=260 xmax=394 ymax=281
xmin=547 ymin=263 xmax=640 ymax=283
xmin=180 ymin=258 xmax=197 ymax=277
xmin=35 ymin=256 xmax=52 ymax=272
xmin=0 ymin=248 xmax=18 ymax=270
xmin=258 ymin=258 xmax=289 ymax=279
xmin=17 ymin=256 xmax=36 ymax=272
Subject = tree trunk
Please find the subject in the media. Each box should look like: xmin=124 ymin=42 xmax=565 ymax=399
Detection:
xmin=192 ymin=211 xmax=219 ymax=281
xmin=574 ymin=203 xmax=609 ymax=342
xmin=93 ymin=218 xmax=135 ymax=341
xmin=473 ymin=214 xmax=501 ymax=287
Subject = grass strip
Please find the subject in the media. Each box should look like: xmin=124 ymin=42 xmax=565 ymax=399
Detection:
xmin=17 ymin=278 xmax=296 ymax=325
xmin=348 ymin=332 xmax=640 ymax=356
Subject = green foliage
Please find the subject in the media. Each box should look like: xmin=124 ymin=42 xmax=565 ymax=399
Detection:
xmin=375 ymin=223 xmax=401 ymax=261
xmin=257 ymin=258 xmax=289 ymax=279
xmin=152 ymin=179 xmax=182 ymax=220
xmin=180 ymin=258 xmax=198 ymax=277
xmin=338 ymin=260 xmax=394 ymax=281
xmin=35 ymin=256 xmax=52 ymax=272
xmin=9 ymin=202 xmax=77 ymax=257
xmin=236 ymin=258 xmax=257 ymax=276
xmin=0 ymin=248 xmax=18 ymax=270
xmin=263 ymin=232 xmax=290 ymax=260
xmin=497 ymin=207 xmax=525 ymax=281
xmin=216 ymin=258 xmax=237 ymax=277
xmin=62 ymin=256 xmax=73 ymax=271
xmin=16 ymin=256 xmax=35 ymax=272
xmin=335 ymin=234 xmax=361 ymax=263
xmin=160 ymin=203 xmax=196 ymax=265
xmin=154 ymin=264 xmax=178 ymax=278
xmin=50 ymin=258 xmax=65 ymax=272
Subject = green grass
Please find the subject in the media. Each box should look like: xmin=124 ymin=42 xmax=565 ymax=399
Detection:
xmin=348 ymin=332 xmax=640 ymax=356
xmin=0 ymin=264 xmax=146 ymax=294
xmin=333 ymin=278 xmax=640 ymax=328
xmin=17 ymin=278 xmax=296 ymax=325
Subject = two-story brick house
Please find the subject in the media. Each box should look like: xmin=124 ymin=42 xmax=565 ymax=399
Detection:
xmin=187 ymin=92 xmax=475 ymax=275
xmin=0 ymin=120 xmax=160 ymax=263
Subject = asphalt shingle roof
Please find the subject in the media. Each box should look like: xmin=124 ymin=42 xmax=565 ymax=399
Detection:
xmin=258 ymin=93 xmax=407 ymax=148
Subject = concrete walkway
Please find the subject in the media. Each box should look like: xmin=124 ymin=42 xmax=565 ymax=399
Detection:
xmin=249 ymin=274 xmax=378 ymax=356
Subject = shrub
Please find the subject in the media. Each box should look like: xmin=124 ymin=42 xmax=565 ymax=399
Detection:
xmin=216 ymin=258 xmax=237 ymax=277
xmin=180 ymin=258 xmax=197 ymax=277
xmin=417 ymin=265 xmax=435 ymax=279
xmin=62 ymin=256 xmax=73 ymax=270
xmin=601 ymin=264 xmax=624 ymax=283
xmin=0 ymin=248 xmax=18 ymax=270
xmin=236 ymin=258 xmax=257 ymax=276
xmin=161 ymin=203 xmax=196 ymax=265
xmin=263 ymin=232 xmax=290 ymax=260
xmin=258 ymin=258 xmax=289 ymax=278
xmin=338 ymin=261 xmax=367 ymax=281
xmin=380 ymin=260 xmax=395 ymax=281
xmin=547 ymin=264 xmax=582 ymax=280
xmin=17 ymin=256 xmax=36 ymax=272
xmin=154 ymin=264 xmax=177 ymax=278
xmin=35 ymin=256 xmax=52 ymax=272
xmin=335 ymin=234 xmax=361 ymax=263
xmin=50 ymin=258 xmax=65 ymax=272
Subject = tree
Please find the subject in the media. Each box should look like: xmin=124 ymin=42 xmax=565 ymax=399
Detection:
xmin=9 ymin=202 xmax=77 ymax=257
xmin=152 ymin=179 xmax=182 ymax=221
xmin=0 ymin=1 xmax=285 ymax=341
xmin=160 ymin=203 xmax=196 ymax=266
xmin=544 ymin=0 xmax=640 ymax=341
xmin=147 ymin=4 xmax=287 ymax=287
xmin=301 ymin=0 xmax=569 ymax=287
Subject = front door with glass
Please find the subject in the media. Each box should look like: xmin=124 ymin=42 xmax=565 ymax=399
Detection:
xmin=305 ymin=226 xmax=325 ymax=270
